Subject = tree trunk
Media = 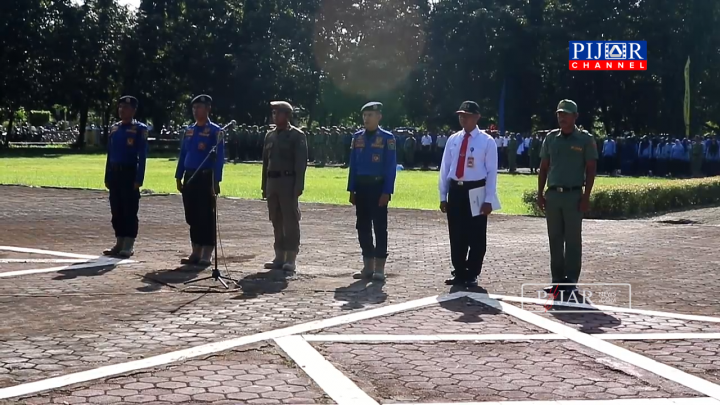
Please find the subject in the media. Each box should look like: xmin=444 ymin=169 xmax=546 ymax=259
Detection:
xmin=77 ymin=104 xmax=89 ymax=148
xmin=5 ymin=107 xmax=15 ymax=148
xmin=102 ymin=103 xmax=111 ymax=146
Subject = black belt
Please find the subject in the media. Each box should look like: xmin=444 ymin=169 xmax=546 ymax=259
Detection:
xmin=109 ymin=164 xmax=135 ymax=172
xmin=548 ymin=186 xmax=583 ymax=192
xmin=356 ymin=175 xmax=384 ymax=184
xmin=186 ymin=169 xmax=212 ymax=176
xmin=267 ymin=170 xmax=295 ymax=178
xmin=450 ymin=179 xmax=486 ymax=188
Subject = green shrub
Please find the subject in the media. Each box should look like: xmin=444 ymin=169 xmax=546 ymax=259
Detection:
xmin=522 ymin=178 xmax=720 ymax=219
xmin=28 ymin=110 xmax=52 ymax=127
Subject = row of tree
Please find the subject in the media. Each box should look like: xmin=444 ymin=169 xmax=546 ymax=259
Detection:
xmin=2 ymin=0 xmax=720 ymax=146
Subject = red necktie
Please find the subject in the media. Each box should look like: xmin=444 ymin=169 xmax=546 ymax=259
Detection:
xmin=455 ymin=132 xmax=471 ymax=179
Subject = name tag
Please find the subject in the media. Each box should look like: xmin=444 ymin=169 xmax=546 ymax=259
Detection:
xmin=571 ymin=146 xmax=583 ymax=152
xmin=372 ymin=137 xmax=384 ymax=148
xmin=185 ymin=129 xmax=194 ymax=137
xmin=200 ymin=128 xmax=210 ymax=137
xmin=354 ymin=137 xmax=365 ymax=148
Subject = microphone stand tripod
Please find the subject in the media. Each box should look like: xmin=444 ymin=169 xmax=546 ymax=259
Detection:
xmin=184 ymin=122 xmax=238 ymax=289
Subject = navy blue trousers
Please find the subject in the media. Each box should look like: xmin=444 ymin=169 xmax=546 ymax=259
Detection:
xmin=355 ymin=181 xmax=388 ymax=259
xmin=108 ymin=166 xmax=140 ymax=238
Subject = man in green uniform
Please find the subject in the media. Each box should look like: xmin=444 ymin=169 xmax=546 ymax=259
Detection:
xmin=691 ymin=135 xmax=704 ymax=177
xmin=529 ymin=133 xmax=542 ymax=174
xmin=262 ymin=101 xmax=308 ymax=273
xmin=403 ymin=132 xmax=416 ymax=168
xmin=537 ymin=99 xmax=597 ymax=296
xmin=314 ymin=127 xmax=327 ymax=167
xmin=507 ymin=134 xmax=518 ymax=173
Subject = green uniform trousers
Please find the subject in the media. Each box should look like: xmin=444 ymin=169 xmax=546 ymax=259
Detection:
xmin=545 ymin=189 xmax=583 ymax=284
xmin=507 ymin=153 xmax=517 ymax=172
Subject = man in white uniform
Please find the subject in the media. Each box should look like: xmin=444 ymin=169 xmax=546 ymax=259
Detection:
xmin=438 ymin=101 xmax=501 ymax=288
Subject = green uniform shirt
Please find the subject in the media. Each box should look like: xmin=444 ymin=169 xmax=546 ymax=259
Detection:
xmin=540 ymin=127 xmax=598 ymax=187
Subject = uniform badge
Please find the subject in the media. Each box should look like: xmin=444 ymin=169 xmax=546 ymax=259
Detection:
xmin=388 ymin=139 xmax=396 ymax=150
xmin=201 ymin=128 xmax=210 ymax=137
xmin=127 ymin=137 xmax=135 ymax=146
xmin=198 ymin=142 xmax=206 ymax=151
xmin=372 ymin=137 xmax=384 ymax=148
xmin=372 ymin=154 xmax=381 ymax=163
xmin=185 ymin=129 xmax=194 ymax=137
xmin=571 ymin=146 xmax=583 ymax=152
xmin=354 ymin=137 xmax=365 ymax=148
xmin=467 ymin=156 xmax=475 ymax=168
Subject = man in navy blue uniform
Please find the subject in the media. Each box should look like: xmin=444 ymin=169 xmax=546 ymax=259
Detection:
xmin=348 ymin=102 xmax=397 ymax=281
xmin=175 ymin=95 xmax=225 ymax=267
xmin=103 ymin=96 xmax=148 ymax=258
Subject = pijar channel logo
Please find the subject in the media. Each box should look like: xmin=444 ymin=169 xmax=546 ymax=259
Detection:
xmin=569 ymin=41 xmax=647 ymax=71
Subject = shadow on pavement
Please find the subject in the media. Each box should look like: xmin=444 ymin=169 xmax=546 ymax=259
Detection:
xmin=138 ymin=265 xmax=207 ymax=292
xmin=333 ymin=278 xmax=388 ymax=311
xmin=233 ymin=269 xmax=290 ymax=299
xmin=440 ymin=289 xmax=499 ymax=324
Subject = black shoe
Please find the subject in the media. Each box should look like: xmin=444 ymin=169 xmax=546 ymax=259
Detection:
xmin=464 ymin=277 xmax=478 ymax=288
xmin=445 ymin=271 xmax=467 ymax=286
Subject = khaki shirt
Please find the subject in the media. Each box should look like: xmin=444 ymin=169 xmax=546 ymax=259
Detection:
xmin=540 ymin=127 xmax=598 ymax=187
xmin=261 ymin=125 xmax=308 ymax=195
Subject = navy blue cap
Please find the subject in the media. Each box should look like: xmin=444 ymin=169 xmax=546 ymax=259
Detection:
xmin=118 ymin=96 xmax=138 ymax=109
xmin=456 ymin=100 xmax=481 ymax=115
xmin=361 ymin=102 xmax=383 ymax=113
xmin=192 ymin=94 xmax=212 ymax=105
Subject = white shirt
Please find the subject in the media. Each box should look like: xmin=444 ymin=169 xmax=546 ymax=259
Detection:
xmin=501 ymin=137 xmax=508 ymax=147
xmin=437 ymin=135 xmax=448 ymax=148
xmin=438 ymin=127 xmax=501 ymax=209
xmin=421 ymin=134 xmax=432 ymax=146
xmin=495 ymin=136 xmax=503 ymax=148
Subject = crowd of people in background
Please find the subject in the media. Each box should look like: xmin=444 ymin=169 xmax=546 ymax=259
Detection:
xmin=0 ymin=122 xmax=79 ymax=144
xmin=5 ymin=120 xmax=719 ymax=179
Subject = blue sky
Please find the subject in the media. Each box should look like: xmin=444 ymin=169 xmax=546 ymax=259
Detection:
xmin=117 ymin=0 xmax=139 ymax=7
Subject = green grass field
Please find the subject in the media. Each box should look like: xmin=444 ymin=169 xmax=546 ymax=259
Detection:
xmin=0 ymin=154 xmax=672 ymax=214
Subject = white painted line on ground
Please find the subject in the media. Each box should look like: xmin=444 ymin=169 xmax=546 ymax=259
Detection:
xmin=0 ymin=258 xmax=136 ymax=279
xmin=0 ymin=259 xmax=88 ymax=264
xmin=304 ymin=333 xmax=720 ymax=343
xmin=275 ymin=335 xmax=378 ymax=405
xmin=0 ymin=246 xmax=96 ymax=260
xmin=489 ymin=294 xmax=720 ymax=324
xmin=468 ymin=293 xmax=720 ymax=401
xmin=303 ymin=334 xmax=563 ymax=342
xmin=387 ymin=397 xmax=720 ymax=405
xmin=599 ymin=333 xmax=720 ymax=340
xmin=0 ymin=292 xmax=465 ymax=399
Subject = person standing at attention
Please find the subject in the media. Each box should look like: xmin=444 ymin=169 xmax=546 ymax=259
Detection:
xmin=349 ymin=102 xmax=397 ymax=281
xmin=537 ymin=99 xmax=597 ymax=295
xmin=439 ymin=101 xmax=500 ymax=288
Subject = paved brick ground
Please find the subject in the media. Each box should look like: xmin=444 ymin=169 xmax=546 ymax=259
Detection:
xmin=315 ymin=340 xmax=699 ymax=403
xmin=21 ymin=343 xmax=333 ymax=404
xmin=1 ymin=185 xmax=720 ymax=404
xmin=317 ymin=297 xmax=548 ymax=335
xmin=618 ymin=340 xmax=720 ymax=386
xmin=516 ymin=303 xmax=720 ymax=334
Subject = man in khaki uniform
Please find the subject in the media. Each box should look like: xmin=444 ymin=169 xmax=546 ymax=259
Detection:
xmin=261 ymin=101 xmax=308 ymax=272
xmin=537 ymin=99 xmax=597 ymax=295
